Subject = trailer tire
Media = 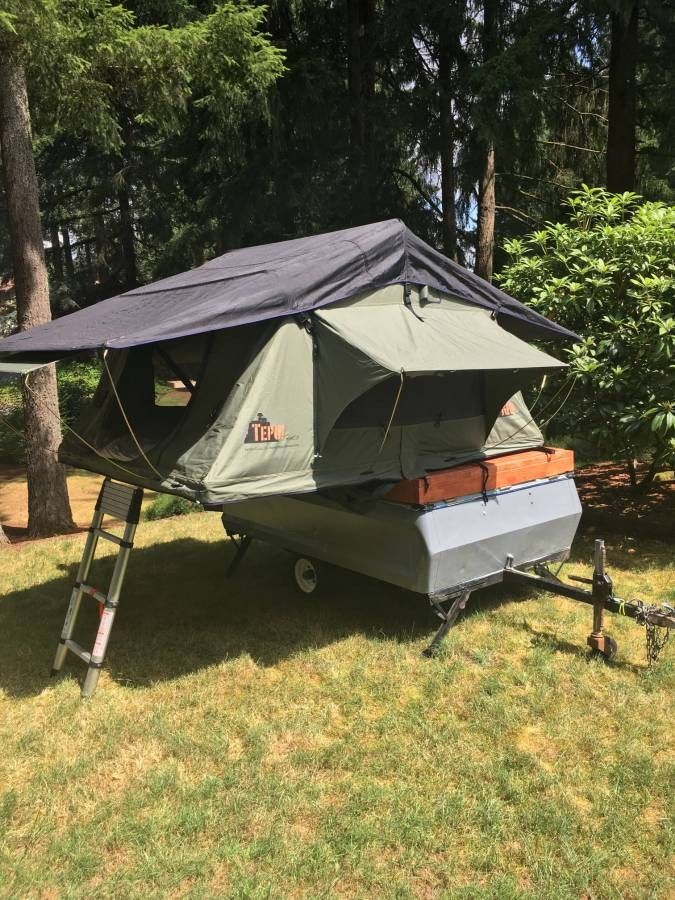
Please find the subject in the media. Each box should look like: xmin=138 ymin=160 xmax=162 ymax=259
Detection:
xmin=601 ymin=635 xmax=617 ymax=661
xmin=293 ymin=557 xmax=320 ymax=595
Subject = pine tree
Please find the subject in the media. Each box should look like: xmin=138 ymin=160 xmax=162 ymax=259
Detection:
xmin=0 ymin=1 xmax=283 ymax=534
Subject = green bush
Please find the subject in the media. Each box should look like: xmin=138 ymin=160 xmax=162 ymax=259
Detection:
xmin=55 ymin=360 xmax=101 ymax=424
xmin=0 ymin=358 xmax=101 ymax=464
xmin=497 ymin=187 xmax=675 ymax=488
xmin=144 ymin=493 xmax=200 ymax=521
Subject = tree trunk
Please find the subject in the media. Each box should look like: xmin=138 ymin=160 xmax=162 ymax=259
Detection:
xmin=118 ymin=182 xmax=138 ymax=290
xmin=95 ymin=213 xmax=108 ymax=285
xmin=61 ymin=225 xmax=75 ymax=279
xmin=606 ymin=1 xmax=639 ymax=193
xmin=474 ymin=0 xmax=498 ymax=281
xmin=0 ymin=58 xmax=74 ymax=537
xmin=84 ymin=239 xmax=93 ymax=277
xmin=347 ymin=0 xmax=376 ymax=222
xmin=49 ymin=225 xmax=63 ymax=282
xmin=438 ymin=30 xmax=458 ymax=261
xmin=627 ymin=456 xmax=638 ymax=487
xmin=475 ymin=142 xmax=495 ymax=280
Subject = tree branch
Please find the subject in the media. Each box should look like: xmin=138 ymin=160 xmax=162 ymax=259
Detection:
xmin=496 ymin=205 xmax=541 ymax=224
xmin=393 ymin=168 xmax=442 ymax=218
xmin=516 ymin=138 xmax=604 ymax=154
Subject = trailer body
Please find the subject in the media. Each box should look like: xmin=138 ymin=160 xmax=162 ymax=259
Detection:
xmin=222 ymin=472 xmax=582 ymax=598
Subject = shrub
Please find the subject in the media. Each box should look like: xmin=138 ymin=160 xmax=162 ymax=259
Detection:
xmin=497 ymin=187 xmax=675 ymax=488
xmin=144 ymin=493 xmax=200 ymax=520
xmin=0 ymin=358 xmax=101 ymax=464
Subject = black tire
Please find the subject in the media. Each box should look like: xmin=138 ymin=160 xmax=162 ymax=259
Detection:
xmin=602 ymin=634 xmax=618 ymax=661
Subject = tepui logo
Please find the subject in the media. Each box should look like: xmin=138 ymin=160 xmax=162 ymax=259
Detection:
xmin=245 ymin=412 xmax=286 ymax=443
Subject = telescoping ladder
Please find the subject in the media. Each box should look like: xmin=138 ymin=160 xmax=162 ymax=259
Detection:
xmin=51 ymin=478 xmax=144 ymax=697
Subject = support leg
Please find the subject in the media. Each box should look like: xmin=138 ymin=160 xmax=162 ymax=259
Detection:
xmin=586 ymin=539 xmax=616 ymax=659
xmin=423 ymin=591 xmax=471 ymax=657
xmin=225 ymin=534 xmax=252 ymax=578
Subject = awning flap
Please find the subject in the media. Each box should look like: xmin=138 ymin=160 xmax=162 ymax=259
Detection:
xmin=0 ymin=353 xmax=67 ymax=382
xmin=315 ymin=303 xmax=565 ymax=374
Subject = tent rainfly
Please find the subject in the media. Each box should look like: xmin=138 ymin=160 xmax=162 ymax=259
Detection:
xmin=0 ymin=220 xmax=575 ymax=505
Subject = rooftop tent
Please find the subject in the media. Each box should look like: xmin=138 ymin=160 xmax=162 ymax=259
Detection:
xmin=52 ymin=285 xmax=563 ymax=504
xmin=0 ymin=220 xmax=573 ymax=504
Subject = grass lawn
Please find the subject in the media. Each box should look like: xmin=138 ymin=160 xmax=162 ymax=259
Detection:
xmin=0 ymin=511 xmax=673 ymax=899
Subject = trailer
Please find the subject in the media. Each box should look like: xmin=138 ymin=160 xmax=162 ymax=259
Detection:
xmin=222 ymin=460 xmax=674 ymax=664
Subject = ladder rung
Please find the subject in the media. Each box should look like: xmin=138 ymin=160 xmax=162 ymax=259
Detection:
xmin=65 ymin=639 xmax=92 ymax=665
xmin=94 ymin=527 xmax=129 ymax=547
xmin=80 ymin=583 xmax=107 ymax=604
xmin=101 ymin=501 xmax=137 ymax=520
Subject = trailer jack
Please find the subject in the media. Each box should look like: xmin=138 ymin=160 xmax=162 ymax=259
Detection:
xmin=503 ymin=539 xmax=675 ymax=665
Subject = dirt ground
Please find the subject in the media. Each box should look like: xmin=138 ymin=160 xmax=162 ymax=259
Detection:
xmin=575 ymin=461 xmax=674 ymax=540
xmin=0 ymin=467 xmax=155 ymax=542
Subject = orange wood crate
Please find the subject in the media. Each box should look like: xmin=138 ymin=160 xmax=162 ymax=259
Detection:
xmin=385 ymin=447 xmax=575 ymax=505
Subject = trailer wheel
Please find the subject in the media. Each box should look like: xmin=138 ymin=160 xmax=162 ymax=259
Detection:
xmin=293 ymin=557 xmax=319 ymax=594
xmin=601 ymin=634 xmax=618 ymax=661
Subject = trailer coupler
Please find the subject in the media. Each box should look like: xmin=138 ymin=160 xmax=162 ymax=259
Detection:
xmin=503 ymin=539 xmax=675 ymax=665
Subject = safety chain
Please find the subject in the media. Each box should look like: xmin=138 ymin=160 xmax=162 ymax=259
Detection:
xmin=634 ymin=601 xmax=674 ymax=666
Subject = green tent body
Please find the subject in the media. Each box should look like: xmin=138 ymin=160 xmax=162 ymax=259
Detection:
xmin=59 ymin=285 xmax=563 ymax=505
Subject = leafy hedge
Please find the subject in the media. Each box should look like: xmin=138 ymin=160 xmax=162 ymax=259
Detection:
xmin=498 ymin=187 xmax=675 ymax=487
xmin=0 ymin=359 xmax=101 ymax=464
xmin=144 ymin=493 xmax=200 ymax=520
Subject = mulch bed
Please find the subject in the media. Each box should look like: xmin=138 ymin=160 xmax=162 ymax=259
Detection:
xmin=575 ymin=461 xmax=674 ymax=541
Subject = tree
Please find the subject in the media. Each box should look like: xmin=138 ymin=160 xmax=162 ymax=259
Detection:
xmin=347 ymin=0 xmax=377 ymax=222
xmin=474 ymin=0 xmax=498 ymax=280
xmin=1 ymin=0 xmax=672 ymax=336
xmin=498 ymin=186 xmax=675 ymax=487
xmin=606 ymin=0 xmax=639 ymax=192
xmin=0 ymin=1 xmax=283 ymax=534
xmin=0 ymin=57 xmax=74 ymax=536
xmin=437 ymin=7 xmax=464 ymax=261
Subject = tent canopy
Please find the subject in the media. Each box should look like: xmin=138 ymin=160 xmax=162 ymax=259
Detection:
xmin=0 ymin=220 xmax=576 ymax=367
xmin=313 ymin=298 xmax=562 ymax=448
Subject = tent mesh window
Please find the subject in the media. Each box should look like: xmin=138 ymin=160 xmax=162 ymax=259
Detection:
xmin=334 ymin=372 xmax=485 ymax=429
xmin=99 ymin=335 xmax=212 ymax=457
xmin=152 ymin=343 xmax=201 ymax=408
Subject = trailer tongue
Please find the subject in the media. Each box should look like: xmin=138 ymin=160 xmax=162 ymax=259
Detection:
xmin=503 ymin=540 xmax=675 ymax=666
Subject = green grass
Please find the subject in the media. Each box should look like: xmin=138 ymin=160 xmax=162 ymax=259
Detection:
xmin=0 ymin=514 xmax=673 ymax=898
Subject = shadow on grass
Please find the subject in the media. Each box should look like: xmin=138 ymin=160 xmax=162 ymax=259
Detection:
xmin=0 ymin=536 xmax=466 ymax=698
xmin=570 ymin=528 xmax=675 ymax=573
xmin=518 ymin=622 xmax=645 ymax=674
xmin=3 ymin=528 xmax=665 ymax=697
